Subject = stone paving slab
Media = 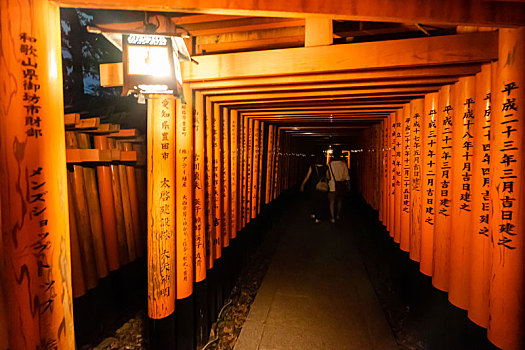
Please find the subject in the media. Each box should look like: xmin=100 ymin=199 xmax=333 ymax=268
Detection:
xmin=234 ymin=199 xmax=399 ymax=350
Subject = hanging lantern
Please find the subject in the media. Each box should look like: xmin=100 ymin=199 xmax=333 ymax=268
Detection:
xmin=122 ymin=34 xmax=183 ymax=96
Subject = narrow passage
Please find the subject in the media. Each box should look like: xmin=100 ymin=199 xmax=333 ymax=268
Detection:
xmin=235 ymin=192 xmax=498 ymax=350
xmin=235 ymin=193 xmax=397 ymax=350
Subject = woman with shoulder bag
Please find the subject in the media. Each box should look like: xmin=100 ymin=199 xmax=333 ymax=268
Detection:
xmin=327 ymin=149 xmax=350 ymax=223
xmin=300 ymin=154 xmax=329 ymax=223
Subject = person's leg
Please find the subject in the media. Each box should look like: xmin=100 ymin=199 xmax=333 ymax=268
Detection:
xmin=328 ymin=192 xmax=336 ymax=222
xmin=336 ymin=195 xmax=343 ymax=220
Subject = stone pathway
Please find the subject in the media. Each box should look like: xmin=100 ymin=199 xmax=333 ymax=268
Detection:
xmin=234 ymin=196 xmax=398 ymax=350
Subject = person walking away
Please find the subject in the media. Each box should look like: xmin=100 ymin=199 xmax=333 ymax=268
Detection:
xmin=327 ymin=150 xmax=350 ymax=223
xmin=300 ymin=155 xmax=329 ymax=223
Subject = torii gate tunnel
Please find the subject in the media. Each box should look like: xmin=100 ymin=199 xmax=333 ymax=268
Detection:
xmin=1 ymin=0 xmax=525 ymax=349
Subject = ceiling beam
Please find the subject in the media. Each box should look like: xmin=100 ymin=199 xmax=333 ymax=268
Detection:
xmin=58 ymin=0 xmax=525 ymax=27
xmin=188 ymin=64 xmax=482 ymax=89
xmin=182 ymin=32 xmax=497 ymax=81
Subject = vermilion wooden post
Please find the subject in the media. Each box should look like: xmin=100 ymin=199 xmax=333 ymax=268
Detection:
xmin=242 ymin=116 xmax=249 ymax=227
xmin=111 ymin=138 xmax=137 ymax=262
xmin=133 ymin=143 xmax=148 ymax=247
xmin=420 ymin=92 xmax=438 ymax=276
xmin=252 ymin=121 xmax=261 ymax=219
xmin=394 ymin=110 xmax=403 ymax=243
xmin=77 ymin=132 xmax=110 ymax=278
xmin=246 ymin=118 xmax=254 ymax=222
xmin=273 ymin=128 xmax=281 ymax=200
xmin=0 ymin=241 xmax=8 ymax=348
xmin=213 ymin=104 xmax=224 ymax=252
xmin=66 ymin=132 xmax=99 ymax=289
xmin=468 ymin=63 xmax=492 ymax=328
xmin=67 ymin=175 xmax=87 ymax=298
xmin=193 ymin=91 xmax=208 ymax=349
xmin=106 ymin=137 xmax=130 ymax=265
xmin=237 ymin=114 xmax=245 ymax=230
xmin=205 ymin=97 xmax=217 ymax=265
xmin=433 ymin=84 xmax=455 ymax=292
xmin=257 ymin=122 xmax=265 ymax=214
xmin=176 ymin=89 xmax=194 ymax=300
xmin=377 ymin=125 xmax=382 ymax=208
xmin=265 ymin=125 xmax=275 ymax=204
xmin=387 ymin=112 xmax=395 ymax=236
xmin=400 ymin=104 xmax=411 ymax=252
xmin=230 ymin=110 xmax=239 ymax=238
xmin=147 ymin=95 xmax=176 ymax=320
xmin=0 ymin=0 xmax=75 ymax=347
xmin=488 ymin=28 xmax=525 ymax=350
xmin=221 ymin=107 xmax=231 ymax=246
xmin=122 ymin=141 xmax=144 ymax=257
xmin=375 ymin=124 xmax=382 ymax=210
xmin=93 ymin=135 xmax=121 ymax=271
xmin=194 ymin=92 xmax=207 ymax=282
xmin=449 ymin=76 xmax=475 ymax=310
xmin=409 ymin=99 xmax=424 ymax=262
xmin=381 ymin=120 xmax=388 ymax=226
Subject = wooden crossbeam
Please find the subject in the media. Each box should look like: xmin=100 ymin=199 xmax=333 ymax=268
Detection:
xmin=183 ymin=32 xmax=496 ymax=81
xmin=58 ymin=0 xmax=525 ymax=27
xmin=198 ymin=78 xmax=458 ymax=95
xmin=188 ymin=64 xmax=482 ymax=90
xmin=208 ymin=86 xmax=439 ymax=103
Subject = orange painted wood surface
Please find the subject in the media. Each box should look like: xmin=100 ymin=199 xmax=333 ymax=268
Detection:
xmin=487 ymin=28 xmax=525 ymax=350
xmin=432 ymin=84 xmax=455 ymax=292
xmin=213 ymin=103 xmax=224 ymax=255
xmin=230 ymin=110 xmax=239 ymax=238
xmin=246 ymin=118 xmax=254 ymax=223
xmin=242 ymin=116 xmax=250 ymax=226
xmin=205 ymin=97 xmax=217 ymax=265
xmin=221 ymin=107 xmax=231 ymax=247
xmin=77 ymin=132 xmax=110 ymax=279
xmin=0 ymin=0 xmax=75 ymax=347
xmin=194 ymin=92 xmax=207 ymax=281
xmin=67 ymin=173 xmax=87 ymax=298
xmin=251 ymin=121 xmax=261 ymax=219
xmin=409 ymin=99 xmax=424 ymax=262
xmin=468 ymin=63 xmax=492 ymax=328
xmin=66 ymin=132 xmax=99 ymax=290
xmin=113 ymin=140 xmax=137 ymax=262
xmin=257 ymin=122 xmax=265 ymax=214
xmin=147 ymin=95 xmax=176 ymax=319
xmin=237 ymin=114 xmax=245 ymax=230
xmin=107 ymin=138 xmax=130 ymax=266
xmin=393 ymin=110 xmax=402 ymax=243
xmin=265 ymin=125 xmax=274 ymax=205
xmin=176 ymin=93 xmax=194 ymax=299
xmin=122 ymin=141 xmax=144 ymax=258
xmin=420 ymin=92 xmax=438 ymax=276
xmin=381 ymin=120 xmax=388 ymax=227
xmin=386 ymin=113 xmax=392 ymax=234
xmin=0 ymin=255 xmax=8 ymax=349
xmin=448 ymin=76 xmax=475 ymax=310
xmin=400 ymin=104 xmax=411 ymax=252
xmin=93 ymin=135 xmax=121 ymax=271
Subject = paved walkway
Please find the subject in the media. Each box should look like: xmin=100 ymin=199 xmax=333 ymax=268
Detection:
xmin=234 ymin=195 xmax=398 ymax=350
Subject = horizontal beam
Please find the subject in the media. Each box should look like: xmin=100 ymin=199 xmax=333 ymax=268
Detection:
xmin=198 ymin=77 xmax=458 ymax=95
xmin=183 ymin=32 xmax=497 ymax=81
xmin=58 ymin=0 xmax=525 ymax=27
xmin=208 ymin=86 xmax=439 ymax=102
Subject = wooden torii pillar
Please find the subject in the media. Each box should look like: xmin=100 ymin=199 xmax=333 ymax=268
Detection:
xmin=0 ymin=0 xmax=75 ymax=348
